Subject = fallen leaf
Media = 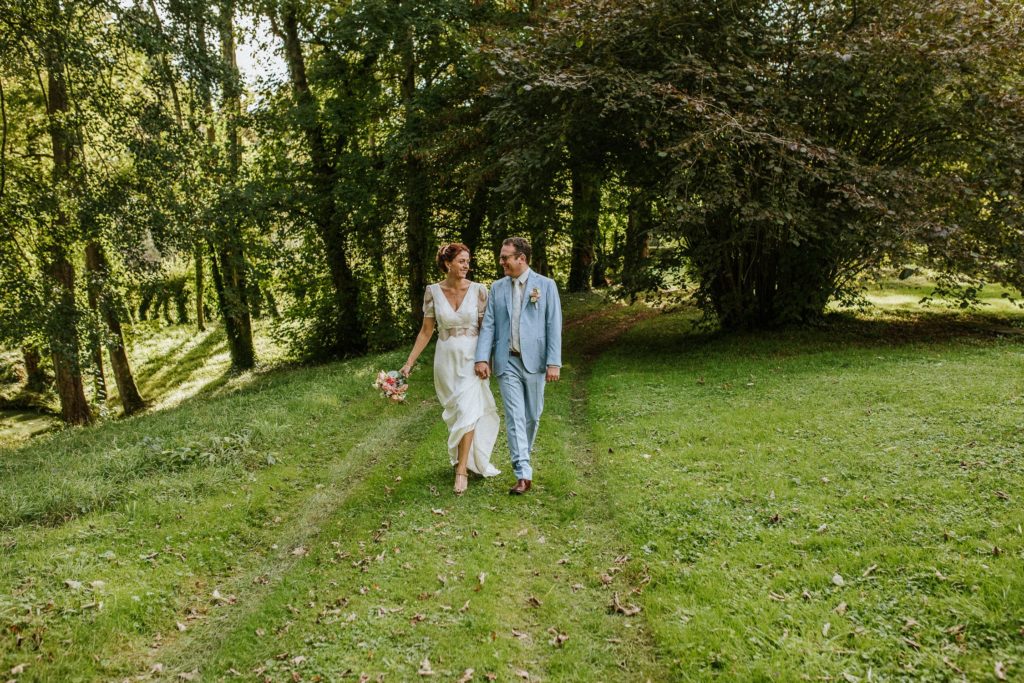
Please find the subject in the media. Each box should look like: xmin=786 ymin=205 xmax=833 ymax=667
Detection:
xmin=801 ymin=590 xmax=812 ymax=601
xmin=255 ymin=628 xmax=266 ymax=637
xmin=431 ymin=508 xmax=447 ymax=516
xmin=477 ymin=572 xmax=487 ymax=589
xmin=291 ymin=547 xmax=308 ymax=557
xmin=570 ymin=583 xmax=583 ymax=593
xmin=10 ymin=664 xmax=27 ymax=675
xmin=151 ymin=664 xmax=164 ymax=674
xmin=995 ymin=490 xmax=1010 ymax=500
xmin=418 ymin=657 xmax=435 ymax=676
xmin=513 ymin=669 xmax=530 ymax=680
xmin=89 ymin=580 xmax=106 ymax=590
xmin=834 ymin=602 xmax=848 ymax=615
xmin=841 ymin=673 xmax=858 ymax=683
xmin=946 ymin=624 xmax=965 ymax=635
xmin=457 ymin=669 xmax=474 ymax=683
xmin=995 ymin=662 xmax=1008 ymax=681
xmin=903 ymin=617 xmax=919 ymax=630
xmin=527 ymin=596 xmax=542 ymax=608
xmin=291 ymin=656 xmax=306 ymax=666
xmin=831 ymin=573 xmax=845 ymax=587
xmin=411 ymin=613 xmax=425 ymax=625
xmin=511 ymin=629 xmax=531 ymax=640
xmin=611 ymin=592 xmax=641 ymax=616
xmin=178 ymin=671 xmax=198 ymax=681
xmin=459 ymin=600 xmax=470 ymax=613
xmin=903 ymin=636 xmax=922 ymax=650
xmin=64 ymin=579 xmax=83 ymax=590
xmin=862 ymin=564 xmax=878 ymax=577
xmin=547 ymin=627 xmax=569 ymax=647
xmin=817 ymin=524 xmax=828 ymax=533
xmin=769 ymin=592 xmax=786 ymax=602
xmin=176 ymin=622 xmax=188 ymax=632
xmin=485 ymin=674 xmax=496 ymax=682
xmin=599 ymin=573 xmax=614 ymax=585
xmin=822 ymin=622 xmax=831 ymax=637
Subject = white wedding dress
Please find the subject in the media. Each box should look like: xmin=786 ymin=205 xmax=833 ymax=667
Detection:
xmin=423 ymin=282 xmax=501 ymax=476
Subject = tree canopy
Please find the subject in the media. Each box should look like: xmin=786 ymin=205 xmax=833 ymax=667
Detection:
xmin=1 ymin=0 xmax=1022 ymax=422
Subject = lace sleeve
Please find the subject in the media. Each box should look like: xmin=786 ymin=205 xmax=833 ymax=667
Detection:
xmin=477 ymin=283 xmax=487 ymax=324
xmin=423 ymin=286 xmax=435 ymax=318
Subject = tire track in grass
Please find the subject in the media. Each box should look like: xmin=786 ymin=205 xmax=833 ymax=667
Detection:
xmin=148 ymin=397 xmax=439 ymax=677
xmin=550 ymin=304 xmax=667 ymax=677
xmin=148 ymin=302 xmax=666 ymax=681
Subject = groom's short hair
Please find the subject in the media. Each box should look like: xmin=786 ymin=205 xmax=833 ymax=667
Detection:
xmin=502 ymin=237 xmax=531 ymax=263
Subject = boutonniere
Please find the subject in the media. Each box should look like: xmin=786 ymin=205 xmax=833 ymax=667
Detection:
xmin=529 ymin=287 xmax=541 ymax=306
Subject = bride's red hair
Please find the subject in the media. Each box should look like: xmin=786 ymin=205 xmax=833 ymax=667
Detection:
xmin=436 ymin=242 xmax=470 ymax=272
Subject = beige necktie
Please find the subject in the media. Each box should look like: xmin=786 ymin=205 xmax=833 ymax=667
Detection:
xmin=511 ymin=279 xmax=523 ymax=353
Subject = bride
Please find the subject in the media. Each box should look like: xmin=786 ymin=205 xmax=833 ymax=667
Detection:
xmin=401 ymin=243 xmax=501 ymax=494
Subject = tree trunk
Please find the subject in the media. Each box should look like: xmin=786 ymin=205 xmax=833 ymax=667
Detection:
xmin=216 ymin=0 xmax=255 ymax=369
xmin=43 ymin=4 xmax=91 ymax=426
xmin=194 ymin=243 xmax=205 ymax=331
xmin=621 ymin=189 xmax=652 ymax=295
xmin=399 ymin=27 xmax=432 ymax=329
xmin=462 ymin=183 xmax=489 ymax=271
xmin=47 ymin=252 xmax=91 ymax=425
xmin=264 ymin=285 xmax=280 ymax=319
xmin=22 ymin=347 xmax=49 ymax=393
xmin=210 ymin=247 xmax=227 ymax=312
xmin=275 ymin=4 xmax=365 ymax=356
xmin=525 ymin=190 xmax=552 ymax=277
xmin=85 ymin=242 xmax=146 ymax=415
xmin=568 ymin=145 xmax=602 ymax=292
xmin=84 ymin=250 xmax=108 ymax=406
xmin=695 ymin=210 xmax=836 ymax=330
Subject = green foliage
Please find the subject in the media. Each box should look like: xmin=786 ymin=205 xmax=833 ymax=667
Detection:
xmin=486 ymin=0 xmax=1024 ymax=327
xmin=1 ymin=0 xmax=1022 ymax=421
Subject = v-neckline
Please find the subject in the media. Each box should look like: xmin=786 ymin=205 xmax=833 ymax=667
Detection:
xmin=439 ymin=282 xmax=471 ymax=314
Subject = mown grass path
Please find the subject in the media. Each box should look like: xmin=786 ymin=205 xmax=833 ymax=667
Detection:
xmin=148 ymin=301 xmax=666 ymax=682
xmin=0 ymin=298 xmax=667 ymax=682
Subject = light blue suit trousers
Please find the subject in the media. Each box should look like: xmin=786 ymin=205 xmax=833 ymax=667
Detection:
xmin=498 ymin=355 xmax=546 ymax=480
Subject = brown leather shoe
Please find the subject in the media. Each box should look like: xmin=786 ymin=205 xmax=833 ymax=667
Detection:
xmin=509 ymin=479 xmax=532 ymax=495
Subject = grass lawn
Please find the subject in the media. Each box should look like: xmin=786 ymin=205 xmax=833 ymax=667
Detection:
xmin=0 ymin=293 xmax=1022 ymax=681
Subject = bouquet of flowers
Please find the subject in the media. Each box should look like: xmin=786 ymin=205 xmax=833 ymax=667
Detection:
xmin=373 ymin=370 xmax=409 ymax=402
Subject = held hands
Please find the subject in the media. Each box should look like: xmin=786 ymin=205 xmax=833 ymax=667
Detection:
xmin=474 ymin=361 xmax=491 ymax=380
xmin=546 ymin=366 xmax=561 ymax=383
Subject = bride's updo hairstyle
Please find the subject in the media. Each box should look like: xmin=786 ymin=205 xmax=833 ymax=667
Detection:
xmin=436 ymin=242 xmax=470 ymax=273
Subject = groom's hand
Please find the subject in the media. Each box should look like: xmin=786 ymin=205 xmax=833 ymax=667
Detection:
xmin=546 ymin=366 xmax=560 ymax=382
xmin=475 ymin=361 xmax=491 ymax=379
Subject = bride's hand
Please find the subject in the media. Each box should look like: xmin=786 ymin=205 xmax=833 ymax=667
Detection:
xmin=400 ymin=363 xmax=412 ymax=378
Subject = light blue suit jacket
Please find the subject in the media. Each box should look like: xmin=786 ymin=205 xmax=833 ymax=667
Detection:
xmin=475 ymin=270 xmax=562 ymax=375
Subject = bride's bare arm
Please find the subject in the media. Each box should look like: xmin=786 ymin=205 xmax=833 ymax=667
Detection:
xmin=402 ymin=316 xmax=435 ymax=377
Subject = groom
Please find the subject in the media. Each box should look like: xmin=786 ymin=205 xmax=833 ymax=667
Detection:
xmin=475 ymin=237 xmax=562 ymax=495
